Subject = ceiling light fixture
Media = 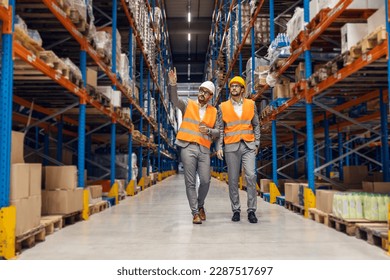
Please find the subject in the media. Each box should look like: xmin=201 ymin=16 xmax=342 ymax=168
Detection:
xmin=188 ymin=33 xmax=191 ymax=41
xmin=188 ymin=12 xmax=191 ymax=22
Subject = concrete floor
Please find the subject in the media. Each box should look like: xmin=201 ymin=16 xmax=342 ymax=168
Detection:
xmin=18 ymin=174 xmax=390 ymax=260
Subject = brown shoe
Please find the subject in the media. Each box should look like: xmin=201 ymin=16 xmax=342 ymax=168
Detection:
xmin=198 ymin=207 xmax=206 ymax=221
xmin=193 ymin=214 xmax=202 ymax=224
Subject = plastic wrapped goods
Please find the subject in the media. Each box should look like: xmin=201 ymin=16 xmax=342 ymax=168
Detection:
xmin=15 ymin=15 xmax=28 ymax=33
xmin=355 ymin=193 xmax=364 ymax=219
xmin=63 ymin=58 xmax=82 ymax=81
xmin=377 ymin=195 xmax=387 ymax=221
xmin=348 ymin=193 xmax=357 ymax=219
xmin=27 ymin=29 xmax=43 ymax=47
xmin=64 ymin=0 xmax=87 ymax=22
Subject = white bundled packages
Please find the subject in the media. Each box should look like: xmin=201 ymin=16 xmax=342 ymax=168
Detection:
xmin=286 ymin=7 xmax=304 ymax=42
xmin=64 ymin=0 xmax=87 ymax=21
xmin=63 ymin=58 xmax=82 ymax=81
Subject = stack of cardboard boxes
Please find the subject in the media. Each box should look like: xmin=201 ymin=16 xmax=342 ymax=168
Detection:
xmin=10 ymin=131 xmax=42 ymax=236
xmin=42 ymin=166 xmax=83 ymax=215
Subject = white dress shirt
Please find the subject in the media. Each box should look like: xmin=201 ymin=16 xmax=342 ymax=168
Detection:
xmin=198 ymin=101 xmax=207 ymax=121
xmin=231 ymin=98 xmax=243 ymax=118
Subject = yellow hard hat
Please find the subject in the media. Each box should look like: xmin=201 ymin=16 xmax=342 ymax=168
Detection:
xmin=229 ymin=76 xmax=246 ymax=91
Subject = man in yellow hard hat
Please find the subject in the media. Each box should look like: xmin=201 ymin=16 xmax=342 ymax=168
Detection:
xmin=168 ymin=67 xmax=219 ymax=224
xmin=216 ymin=76 xmax=260 ymax=223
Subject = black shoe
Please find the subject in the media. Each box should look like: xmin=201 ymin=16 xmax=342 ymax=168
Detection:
xmin=248 ymin=211 xmax=258 ymax=223
xmin=232 ymin=212 xmax=240 ymax=222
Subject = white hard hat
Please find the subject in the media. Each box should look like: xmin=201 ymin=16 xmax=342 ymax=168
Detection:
xmin=199 ymin=81 xmax=215 ymax=95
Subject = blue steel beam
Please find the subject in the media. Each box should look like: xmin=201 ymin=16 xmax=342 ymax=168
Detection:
xmin=138 ymin=55 xmax=144 ymax=179
xmin=127 ymin=27 xmax=133 ymax=184
xmin=304 ymin=0 xmax=315 ymax=192
xmin=251 ymin=26 xmax=255 ymax=94
xmin=324 ymin=114 xmax=331 ymax=177
xmin=78 ymin=49 xmax=87 ymax=188
xmin=110 ymin=0 xmax=118 ymax=186
xmin=380 ymin=89 xmax=389 ymax=181
xmin=238 ymin=0 xmax=242 ymax=75
xmin=147 ymin=72 xmax=151 ymax=176
xmin=338 ymin=132 xmax=344 ymax=181
xmin=0 ymin=0 xmax=14 ymax=207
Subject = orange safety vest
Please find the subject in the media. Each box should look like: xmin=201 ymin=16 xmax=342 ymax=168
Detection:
xmin=176 ymin=100 xmax=217 ymax=149
xmin=220 ymin=98 xmax=255 ymax=144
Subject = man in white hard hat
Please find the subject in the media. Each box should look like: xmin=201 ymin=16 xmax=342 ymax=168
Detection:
xmin=168 ymin=67 xmax=219 ymax=224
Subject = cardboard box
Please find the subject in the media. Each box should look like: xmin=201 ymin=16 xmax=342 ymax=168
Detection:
xmin=97 ymin=86 xmax=112 ymax=100
xmin=316 ymin=190 xmax=338 ymax=214
xmin=11 ymin=131 xmax=25 ymax=164
xmin=42 ymin=188 xmax=83 ymax=215
xmin=89 ymin=185 xmax=103 ymax=199
xmin=11 ymin=195 xmax=41 ymax=236
xmin=260 ymin=179 xmax=271 ymax=193
xmin=367 ymin=5 xmax=385 ymax=34
xmin=284 ymin=183 xmax=300 ymax=204
xmin=362 ymin=181 xmax=390 ymax=193
xmin=29 ymin=164 xmax=42 ymax=196
xmin=142 ymin=167 xmax=148 ymax=178
xmin=273 ymin=83 xmax=290 ymax=99
xmin=343 ymin=165 xmax=368 ymax=184
xmin=86 ymin=68 xmax=97 ymax=87
xmin=10 ymin=164 xmax=30 ymax=200
xmin=366 ymin=0 xmax=384 ymax=9
xmin=111 ymin=90 xmax=121 ymax=107
xmin=45 ymin=166 xmax=78 ymax=190
xmin=341 ymin=23 xmax=368 ymax=53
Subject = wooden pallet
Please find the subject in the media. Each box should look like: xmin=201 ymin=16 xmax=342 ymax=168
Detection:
xmin=308 ymin=208 xmax=329 ymax=226
xmin=62 ymin=211 xmax=82 ymax=226
xmin=89 ymin=200 xmax=109 ymax=215
xmin=38 ymin=50 xmax=58 ymax=68
xmin=14 ymin=27 xmax=44 ymax=55
xmin=349 ymin=25 xmax=387 ymax=62
xmin=15 ymin=224 xmax=46 ymax=254
xmin=355 ymin=223 xmax=388 ymax=251
xmin=285 ymin=201 xmax=304 ymax=215
xmin=328 ymin=214 xmax=377 ymax=236
xmin=40 ymin=215 xmax=63 ymax=235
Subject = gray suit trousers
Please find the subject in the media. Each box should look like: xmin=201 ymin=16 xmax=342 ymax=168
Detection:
xmin=181 ymin=143 xmax=211 ymax=215
xmin=225 ymin=141 xmax=257 ymax=213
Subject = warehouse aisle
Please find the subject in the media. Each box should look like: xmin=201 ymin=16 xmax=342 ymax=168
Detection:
xmin=18 ymin=174 xmax=389 ymax=260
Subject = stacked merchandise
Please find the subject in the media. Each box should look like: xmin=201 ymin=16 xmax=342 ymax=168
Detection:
xmin=286 ymin=7 xmax=304 ymax=43
xmin=333 ymin=192 xmax=390 ymax=221
xmin=266 ymin=33 xmax=290 ymax=67
xmin=245 ymin=57 xmax=269 ymax=97
xmin=10 ymin=131 xmax=42 ymax=236
xmin=14 ymin=15 xmax=43 ymax=50
xmin=42 ymin=166 xmax=83 ymax=215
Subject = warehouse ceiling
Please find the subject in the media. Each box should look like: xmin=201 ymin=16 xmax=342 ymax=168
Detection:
xmin=164 ymin=0 xmax=214 ymax=83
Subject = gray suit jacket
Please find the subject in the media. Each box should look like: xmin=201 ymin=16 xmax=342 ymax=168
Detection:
xmin=168 ymin=84 xmax=219 ymax=154
xmin=216 ymin=99 xmax=261 ymax=153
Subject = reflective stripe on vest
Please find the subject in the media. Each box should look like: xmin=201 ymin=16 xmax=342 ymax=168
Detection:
xmin=176 ymin=100 xmax=217 ymax=149
xmin=221 ymin=98 xmax=255 ymax=144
